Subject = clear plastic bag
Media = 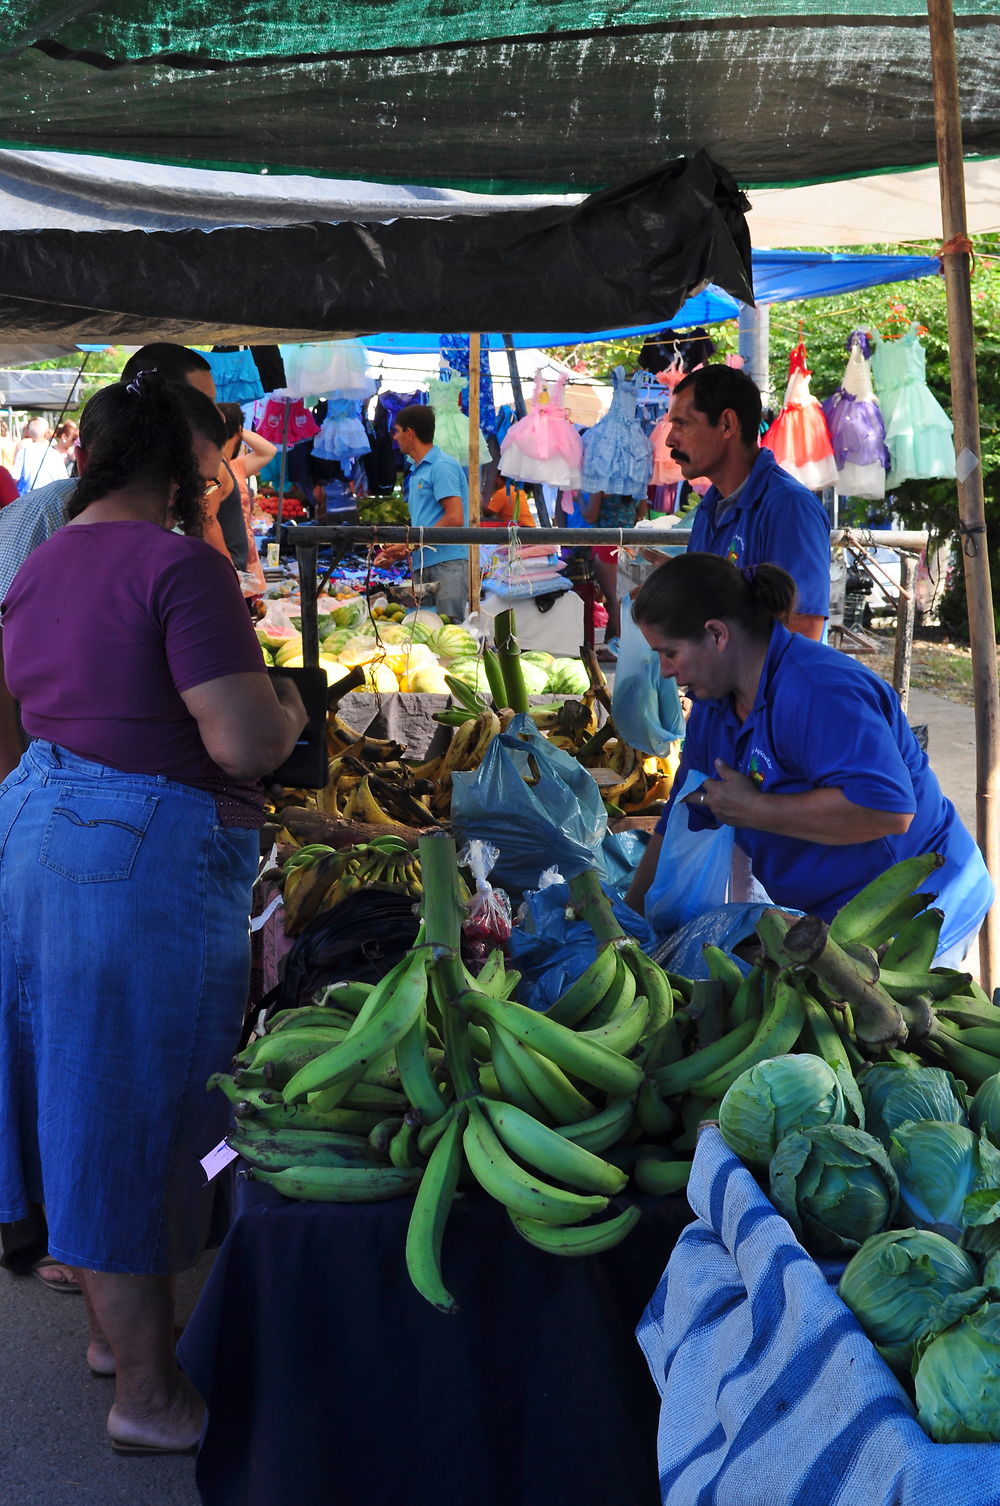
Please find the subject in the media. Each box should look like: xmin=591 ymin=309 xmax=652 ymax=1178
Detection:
xmin=458 ymin=839 xmax=513 ymax=970
xmin=611 ymin=594 xmax=687 ymax=756
xmin=645 ymin=769 xmax=735 ymax=935
xmin=451 ymin=714 xmax=608 ymax=895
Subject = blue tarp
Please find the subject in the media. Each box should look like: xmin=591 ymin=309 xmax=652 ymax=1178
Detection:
xmin=366 ymin=250 xmax=941 ymax=350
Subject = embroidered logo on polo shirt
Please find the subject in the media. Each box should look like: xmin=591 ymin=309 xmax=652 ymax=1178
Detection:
xmin=747 ymin=749 xmax=773 ymax=787
xmin=725 ymin=532 xmax=745 ymax=565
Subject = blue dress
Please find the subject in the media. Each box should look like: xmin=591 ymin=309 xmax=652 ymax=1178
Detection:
xmin=581 ymin=366 xmax=651 ymax=500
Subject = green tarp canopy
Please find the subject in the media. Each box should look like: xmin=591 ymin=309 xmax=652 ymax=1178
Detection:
xmin=1 ymin=1 xmax=999 ymax=192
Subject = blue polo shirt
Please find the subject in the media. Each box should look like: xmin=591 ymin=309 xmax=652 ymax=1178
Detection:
xmin=688 ymin=447 xmax=832 ymax=618
xmin=656 ymin=622 xmax=991 ymax=949
xmin=406 ymin=445 xmax=469 ymax=571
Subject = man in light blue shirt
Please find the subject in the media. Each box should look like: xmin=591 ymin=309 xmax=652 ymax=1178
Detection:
xmin=376 ymin=404 xmax=470 ymax=621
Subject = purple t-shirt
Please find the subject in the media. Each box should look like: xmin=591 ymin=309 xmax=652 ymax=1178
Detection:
xmin=2 ymin=521 xmax=268 ymax=819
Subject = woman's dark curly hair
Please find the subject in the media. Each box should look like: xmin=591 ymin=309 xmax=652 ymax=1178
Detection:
xmin=68 ymin=372 xmax=223 ymax=534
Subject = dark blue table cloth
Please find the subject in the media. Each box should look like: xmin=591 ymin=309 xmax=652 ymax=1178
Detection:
xmin=179 ymin=1171 xmax=690 ymax=1506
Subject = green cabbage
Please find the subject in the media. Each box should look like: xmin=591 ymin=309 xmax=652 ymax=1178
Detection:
xmin=769 ymin=1124 xmax=898 ymax=1255
xmin=859 ymin=1062 xmax=968 ymax=1147
xmin=890 ymin=1120 xmax=1000 ymax=1239
xmin=971 ymin=1072 xmax=1000 ymax=1143
xmin=718 ymin=1053 xmax=846 ymax=1167
xmin=915 ymin=1298 xmax=1000 ymax=1441
xmin=838 ymin=1228 xmax=981 ymax=1377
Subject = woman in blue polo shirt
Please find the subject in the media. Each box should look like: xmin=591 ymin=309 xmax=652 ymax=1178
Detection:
xmin=624 ymin=552 xmax=991 ymax=963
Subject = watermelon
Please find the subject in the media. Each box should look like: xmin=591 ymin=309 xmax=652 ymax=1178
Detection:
xmin=546 ymin=657 xmax=590 ymax=695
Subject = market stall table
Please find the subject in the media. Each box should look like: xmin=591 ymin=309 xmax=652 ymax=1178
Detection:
xmin=179 ymin=1170 xmax=691 ymax=1506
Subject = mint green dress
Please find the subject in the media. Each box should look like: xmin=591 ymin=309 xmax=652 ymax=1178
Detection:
xmin=871 ymin=323 xmax=955 ymax=488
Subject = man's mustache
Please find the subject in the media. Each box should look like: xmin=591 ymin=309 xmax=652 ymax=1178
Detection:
xmin=670 ymin=448 xmax=690 ymax=464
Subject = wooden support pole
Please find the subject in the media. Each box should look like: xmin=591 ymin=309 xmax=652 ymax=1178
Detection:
xmin=468 ymin=332 xmax=481 ymax=616
xmin=928 ymin=0 xmax=1000 ymax=987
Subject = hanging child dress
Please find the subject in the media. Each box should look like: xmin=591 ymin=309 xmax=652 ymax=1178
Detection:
xmin=498 ymin=371 xmax=583 ymax=488
xmin=761 ymin=340 xmax=838 ymax=492
xmin=425 ymin=376 xmax=489 ymax=465
xmin=871 ymin=322 xmax=955 ymax=488
xmin=581 ymin=365 xmax=651 ymax=499
xmin=313 ymin=398 xmax=371 ymax=465
xmin=649 ymin=361 xmax=686 ymax=487
xmin=821 ymin=329 xmax=890 ymax=500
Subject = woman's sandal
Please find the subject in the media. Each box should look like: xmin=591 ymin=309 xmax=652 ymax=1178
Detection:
xmin=31 ymin=1257 xmax=81 ymax=1295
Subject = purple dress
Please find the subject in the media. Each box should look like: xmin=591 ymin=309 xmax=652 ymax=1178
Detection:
xmin=821 ymin=330 xmax=890 ymax=500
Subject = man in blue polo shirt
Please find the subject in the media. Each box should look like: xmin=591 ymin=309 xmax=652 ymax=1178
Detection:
xmin=665 ymin=365 xmax=831 ymax=640
xmin=375 ymin=404 xmax=470 ymax=622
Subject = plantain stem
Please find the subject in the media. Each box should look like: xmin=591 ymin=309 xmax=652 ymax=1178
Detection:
xmin=494 ymin=609 xmax=529 ymax=715
xmin=418 ymin=832 xmax=480 ymax=1099
xmin=481 ymin=646 xmax=508 ymax=710
xmin=567 ymin=869 xmax=628 ymax=947
xmin=782 ymin=914 xmax=908 ymax=1047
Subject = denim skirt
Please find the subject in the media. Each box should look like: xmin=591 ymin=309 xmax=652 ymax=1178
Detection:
xmin=0 ymin=743 xmax=259 ymax=1274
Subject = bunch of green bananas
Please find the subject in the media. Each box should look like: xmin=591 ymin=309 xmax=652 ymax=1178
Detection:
xmin=280 ymin=835 xmax=422 ymax=935
xmin=636 ymin=852 xmax=997 ymax=1170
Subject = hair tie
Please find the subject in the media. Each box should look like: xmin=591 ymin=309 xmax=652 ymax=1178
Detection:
xmin=740 ymin=565 xmax=758 ymax=588
xmin=125 ymin=372 xmax=147 ymax=396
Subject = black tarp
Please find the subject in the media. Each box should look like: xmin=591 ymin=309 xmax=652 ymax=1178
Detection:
xmin=1 ymin=2 xmax=999 ymax=192
xmin=0 ymin=154 xmax=753 ymax=343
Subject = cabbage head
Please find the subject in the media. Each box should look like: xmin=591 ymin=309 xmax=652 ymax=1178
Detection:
xmin=859 ymin=1062 xmax=967 ymax=1147
xmin=838 ymin=1228 xmax=981 ymax=1378
xmin=915 ymin=1298 xmax=1000 ymax=1441
xmin=890 ymin=1120 xmax=1000 ymax=1240
xmin=769 ymin=1124 xmax=898 ymax=1255
xmin=718 ymin=1053 xmax=845 ymax=1167
xmin=971 ymin=1072 xmax=1000 ymax=1144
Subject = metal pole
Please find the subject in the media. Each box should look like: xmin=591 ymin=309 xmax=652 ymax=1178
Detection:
xmin=270 ymin=398 xmax=292 ymax=567
xmin=468 ymin=333 xmax=481 ymax=615
xmin=892 ymin=553 xmax=918 ymax=712
xmin=737 ymin=303 xmax=771 ymax=408
xmin=928 ymin=0 xmax=1000 ymax=987
xmin=299 ymin=541 xmax=320 ymax=668
xmin=502 ymin=331 xmax=551 ymax=526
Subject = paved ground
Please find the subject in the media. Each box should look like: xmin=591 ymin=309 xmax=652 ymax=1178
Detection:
xmin=0 ymin=686 xmax=983 ymax=1505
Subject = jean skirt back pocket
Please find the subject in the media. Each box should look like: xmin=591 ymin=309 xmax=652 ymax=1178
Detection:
xmin=39 ymin=789 xmax=159 ymax=883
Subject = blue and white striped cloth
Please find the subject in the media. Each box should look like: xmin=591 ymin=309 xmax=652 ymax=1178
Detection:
xmin=637 ymin=1126 xmax=1000 ymax=1506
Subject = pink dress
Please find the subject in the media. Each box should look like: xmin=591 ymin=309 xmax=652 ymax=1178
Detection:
xmin=499 ymin=371 xmax=583 ymax=488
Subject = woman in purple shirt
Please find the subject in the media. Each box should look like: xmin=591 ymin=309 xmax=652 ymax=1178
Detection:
xmin=0 ymin=374 xmax=306 ymax=1456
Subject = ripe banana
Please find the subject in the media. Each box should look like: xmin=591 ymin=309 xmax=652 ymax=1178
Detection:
xmin=405 ymin=1105 xmax=467 ymax=1313
xmin=244 ymin=1163 xmax=422 ymax=1201
xmin=462 ymin=1101 xmax=609 ymax=1226
xmin=545 ymin=944 xmax=620 ymax=1028
xmin=458 ymin=991 xmax=645 ymax=1098
xmin=828 ymin=852 xmax=943 ymax=947
xmin=507 ymin=1203 xmax=641 ymax=1256
xmin=690 ymin=969 xmax=806 ymax=1099
xmin=479 ymin=1097 xmax=628 ymax=1196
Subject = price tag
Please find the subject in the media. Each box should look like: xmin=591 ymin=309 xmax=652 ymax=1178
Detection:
xmin=201 ymin=1139 xmax=239 ymax=1182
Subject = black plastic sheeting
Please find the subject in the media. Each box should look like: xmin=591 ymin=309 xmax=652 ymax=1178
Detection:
xmin=0 ymin=11 xmax=999 ymax=191
xmin=0 ymin=154 xmax=753 ymax=344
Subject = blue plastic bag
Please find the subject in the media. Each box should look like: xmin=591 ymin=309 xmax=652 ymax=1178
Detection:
xmin=611 ymin=594 xmax=686 ymax=756
xmin=645 ymin=769 xmax=736 ymax=935
xmin=451 ymin=714 xmax=608 ymax=895
xmin=510 ymin=877 xmax=655 ymax=1010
